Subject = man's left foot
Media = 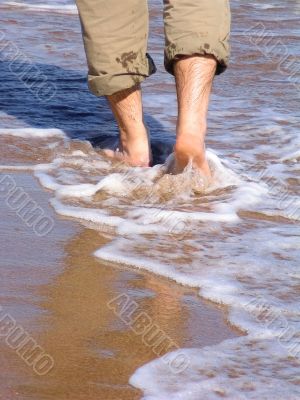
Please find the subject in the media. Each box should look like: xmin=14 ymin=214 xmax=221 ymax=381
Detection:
xmin=104 ymin=85 xmax=151 ymax=167
xmin=103 ymin=125 xmax=152 ymax=167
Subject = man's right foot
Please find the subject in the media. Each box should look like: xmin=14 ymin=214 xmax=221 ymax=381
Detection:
xmin=172 ymin=55 xmax=217 ymax=181
xmin=173 ymin=133 xmax=212 ymax=178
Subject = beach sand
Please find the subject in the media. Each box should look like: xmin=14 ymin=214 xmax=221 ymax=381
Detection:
xmin=0 ymin=172 xmax=240 ymax=400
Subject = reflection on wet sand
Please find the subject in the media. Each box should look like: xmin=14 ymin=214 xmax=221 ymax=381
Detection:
xmin=0 ymin=174 xmax=237 ymax=400
xmin=35 ymin=229 xmax=237 ymax=399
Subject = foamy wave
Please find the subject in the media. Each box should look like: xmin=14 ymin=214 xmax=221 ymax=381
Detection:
xmin=0 ymin=165 xmax=36 ymax=171
xmin=2 ymin=130 xmax=298 ymax=399
xmin=3 ymin=2 xmax=78 ymax=14
xmin=33 ymin=148 xmax=263 ymax=238
xmin=0 ymin=128 xmax=66 ymax=138
xmin=51 ymin=198 xmax=124 ymax=230
xmin=130 ymin=337 xmax=300 ymax=400
xmin=281 ymin=150 xmax=300 ymax=163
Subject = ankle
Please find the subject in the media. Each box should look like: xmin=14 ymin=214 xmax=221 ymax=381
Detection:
xmin=177 ymin=121 xmax=207 ymax=137
xmin=119 ymin=125 xmax=151 ymax=165
xmin=175 ymin=135 xmax=207 ymax=162
xmin=174 ymin=136 xmax=211 ymax=178
xmin=119 ymin=122 xmax=148 ymax=143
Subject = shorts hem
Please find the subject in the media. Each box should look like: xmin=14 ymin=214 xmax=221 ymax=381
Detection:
xmin=88 ymin=53 xmax=156 ymax=96
xmin=164 ymin=35 xmax=230 ymax=76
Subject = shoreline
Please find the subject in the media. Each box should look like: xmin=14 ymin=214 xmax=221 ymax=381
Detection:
xmin=0 ymin=171 xmax=241 ymax=399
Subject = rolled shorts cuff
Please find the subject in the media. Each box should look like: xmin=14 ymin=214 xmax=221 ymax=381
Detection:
xmin=164 ymin=34 xmax=230 ymax=76
xmin=88 ymin=53 xmax=156 ymax=96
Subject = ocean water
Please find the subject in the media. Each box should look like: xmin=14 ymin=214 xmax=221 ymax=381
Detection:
xmin=0 ymin=0 xmax=299 ymax=399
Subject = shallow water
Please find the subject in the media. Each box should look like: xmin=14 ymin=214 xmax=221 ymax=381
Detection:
xmin=0 ymin=0 xmax=299 ymax=399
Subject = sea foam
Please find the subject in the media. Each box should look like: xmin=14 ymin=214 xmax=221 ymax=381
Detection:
xmin=1 ymin=122 xmax=298 ymax=400
xmin=3 ymin=1 xmax=78 ymax=14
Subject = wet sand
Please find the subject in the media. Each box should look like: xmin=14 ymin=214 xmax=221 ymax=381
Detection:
xmin=0 ymin=172 xmax=240 ymax=399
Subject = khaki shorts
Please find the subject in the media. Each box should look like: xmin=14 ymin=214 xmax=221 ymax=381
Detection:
xmin=76 ymin=0 xmax=231 ymax=96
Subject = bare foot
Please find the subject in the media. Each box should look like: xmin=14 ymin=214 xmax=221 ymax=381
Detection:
xmin=172 ymin=55 xmax=217 ymax=179
xmin=104 ymin=85 xmax=151 ymax=167
xmin=103 ymin=127 xmax=152 ymax=167
xmin=174 ymin=134 xmax=211 ymax=178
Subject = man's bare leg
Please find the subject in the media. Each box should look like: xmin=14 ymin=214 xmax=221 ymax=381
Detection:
xmin=105 ymin=84 xmax=151 ymax=167
xmin=173 ymin=55 xmax=217 ymax=178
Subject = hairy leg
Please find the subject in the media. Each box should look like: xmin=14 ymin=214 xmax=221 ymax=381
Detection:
xmin=173 ymin=55 xmax=217 ymax=178
xmin=105 ymin=85 xmax=151 ymax=167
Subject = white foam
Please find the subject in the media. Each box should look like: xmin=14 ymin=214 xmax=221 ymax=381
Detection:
xmin=4 ymin=126 xmax=298 ymax=399
xmin=0 ymin=162 xmax=54 ymax=172
xmin=34 ymin=171 xmax=62 ymax=191
xmin=0 ymin=128 xmax=66 ymax=138
xmin=130 ymin=337 xmax=300 ymax=400
xmin=281 ymin=150 xmax=300 ymax=162
xmin=0 ymin=165 xmax=36 ymax=171
xmin=32 ymin=149 xmax=256 ymax=240
xmin=51 ymin=198 xmax=124 ymax=230
xmin=4 ymin=2 xmax=78 ymax=14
